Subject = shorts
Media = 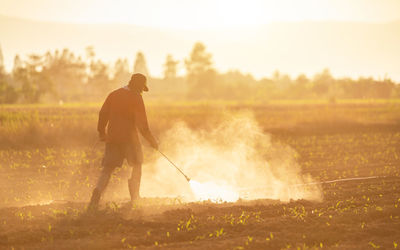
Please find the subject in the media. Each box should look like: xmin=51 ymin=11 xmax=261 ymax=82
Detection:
xmin=102 ymin=142 xmax=143 ymax=169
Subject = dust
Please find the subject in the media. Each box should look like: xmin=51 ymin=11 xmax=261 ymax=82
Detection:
xmin=139 ymin=111 xmax=322 ymax=202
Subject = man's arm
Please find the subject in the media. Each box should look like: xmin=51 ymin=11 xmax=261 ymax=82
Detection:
xmin=135 ymin=95 xmax=158 ymax=149
xmin=97 ymin=94 xmax=111 ymax=141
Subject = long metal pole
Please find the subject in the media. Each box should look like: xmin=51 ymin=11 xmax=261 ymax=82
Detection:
xmin=157 ymin=150 xmax=191 ymax=182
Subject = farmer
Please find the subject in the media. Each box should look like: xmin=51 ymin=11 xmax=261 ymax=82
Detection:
xmin=88 ymin=73 xmax=158 ymax=210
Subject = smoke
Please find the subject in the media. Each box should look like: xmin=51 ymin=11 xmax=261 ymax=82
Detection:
xmin=140 ymin=111 xmax=322 ymax=202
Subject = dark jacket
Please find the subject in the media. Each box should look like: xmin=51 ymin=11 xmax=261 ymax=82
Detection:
xmin=97 ymin=86 xmax=156 ymax=146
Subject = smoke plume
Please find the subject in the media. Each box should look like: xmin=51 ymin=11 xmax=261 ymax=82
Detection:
xmin=139 ymin=111 xmax=322 ymax=202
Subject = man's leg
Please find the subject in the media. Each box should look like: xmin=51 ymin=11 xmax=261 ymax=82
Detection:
xmin=88 ymin=166 xmax=113 ymax=210
xmin=88 ymin=142 xmax=124 ymax=211
xmin=128 ymin=163 xmax=142 ymax=202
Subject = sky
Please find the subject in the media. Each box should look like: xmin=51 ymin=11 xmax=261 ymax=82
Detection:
xmin=1 ymin=0 xmax=400 ymax=29
xmin=1 ymin=0 xmax=400 ymax=80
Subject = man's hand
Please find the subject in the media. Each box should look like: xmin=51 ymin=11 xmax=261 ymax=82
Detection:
xmin=99 ymin=133 xmax=106 ymax=142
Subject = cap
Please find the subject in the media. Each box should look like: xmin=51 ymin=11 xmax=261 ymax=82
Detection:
xmin=129 ymin=73 xmax=148 ymax=92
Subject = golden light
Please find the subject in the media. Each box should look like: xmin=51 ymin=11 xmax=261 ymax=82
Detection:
xmin=27 ymin=200 xmax=54 ymax=206
xmin=189 ymin=180 xmax=239 ymax=203
xmin=0 ymin=0 xmax=328 ymax=29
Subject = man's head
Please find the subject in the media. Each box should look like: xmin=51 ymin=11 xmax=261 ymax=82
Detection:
xmin=128 ymin=73 xmax=148 ymax=93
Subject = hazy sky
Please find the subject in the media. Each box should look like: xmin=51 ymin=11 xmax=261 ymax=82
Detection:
xmin=1 ymin=0 xmax=400 ymax=29
xmin=1 ymin=0 xmax=400 ymax=81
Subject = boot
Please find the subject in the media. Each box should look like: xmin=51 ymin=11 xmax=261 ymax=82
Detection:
xmin=128 ymin=178 xmax=140 ymax=202
xmin=87 ymin=188 xmax=101 ymax=211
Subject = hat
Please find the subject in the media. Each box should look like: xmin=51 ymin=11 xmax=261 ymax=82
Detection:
xmin=129 ymin=73 xmax=148 ymax=92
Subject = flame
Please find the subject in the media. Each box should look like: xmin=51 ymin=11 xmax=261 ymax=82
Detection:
xmin=189 ymin=180 xmax=239 ymax=203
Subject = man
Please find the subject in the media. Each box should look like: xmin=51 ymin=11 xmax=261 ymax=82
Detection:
xmin=88 ymin=73 xmax=158 ymax=210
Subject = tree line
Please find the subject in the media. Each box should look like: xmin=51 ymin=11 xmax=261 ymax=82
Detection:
xmin=0 ymin=42 xmax=399 ymax=103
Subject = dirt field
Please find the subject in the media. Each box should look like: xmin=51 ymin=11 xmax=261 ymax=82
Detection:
xmin=0 ymin=101 xmax=399 ymax=249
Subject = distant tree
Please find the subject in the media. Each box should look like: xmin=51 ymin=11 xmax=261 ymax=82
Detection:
xmin=112 ymin=58 xmax=130 ymax=87
xmin=133 ymin=51 xmax=149 ymax=76
xmin=336 ymin=77 xmax=355 ymax=98
xmin=0 ymin=80 xmax=18 ymax=103
xmin=185 ymin=42 xmax=213 ymax=80
xmin=13 ymin=54 xmax=53 ymax=103
xmin=218 ymin=70 xmax=256 ymax=99
xmin=279 ymin=74 xmax=292 ymax=90
xmin=12 ymin=55 xmax=24 ymax=82
xmin=11 ymin=55 xmax=31 ymax=102
xmin=272 ymin=70 xmax=280 ymax=82
xmin=88 ymin=59 xmax=111 ymax=97
xmin=257 ymin=77 xmax=278 ymax=99
xmin=355 ymin=77 xmax=374 ymax=98
xmin=312 ymin=68 xmax=333 ymax=97
xmin=184 ymin=42 xmax=217 ymax=98
xmin=372 ymin=78 xmax=395 ymax=98
xmin=394 ymin=83 xmax=400 ymax=98
xmin=85 ymin=46 xmax=96 ymax=62
xmin=41 ymin=48 xmax=86 ymax=101
xmin=295 ymin=74 xmax=309 ymax=86
xmin=0 ymin=44 xmax=7 ymax=85
xmin=288 ymin=74 xmax=310 ymax=98
xmin=163 ymin=54 xmax=179 ymax=80
xmin=0 ymin=46 xmax=18 ymax=103
xmin=0 ymin=44 xmax=4 ymax=75
xmin=271 ymin=70 xmax=292 ymax=90
xmin=3 ymin=45 xmax=400 ymax=102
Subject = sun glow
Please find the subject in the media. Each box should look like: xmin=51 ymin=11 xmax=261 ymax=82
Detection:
xmin=0 ymin=0 xmax=333 ymax=29
xmin=26 ymin=200 xmax=54 ymax=206
xmin=189 ymin=180 xmax=240 ymax=203
xmin=2 ymin=0 xmax=400 ymax=30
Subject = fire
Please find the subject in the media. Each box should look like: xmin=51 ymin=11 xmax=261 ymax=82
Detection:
xmin=189 ymin=180 xmax=239 ymax=203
